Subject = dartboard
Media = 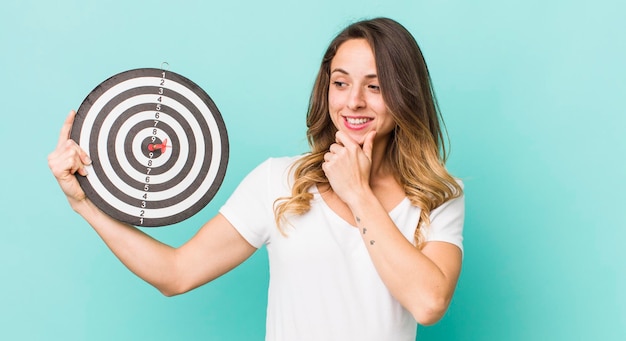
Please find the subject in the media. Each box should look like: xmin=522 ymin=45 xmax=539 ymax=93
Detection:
xmin=70 ymin=68 xmax=229 ymax=227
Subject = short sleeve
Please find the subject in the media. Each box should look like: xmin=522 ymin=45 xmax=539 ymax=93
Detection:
xmin=219 ymin=157 xmax=295 ymax=248
xmin=422 ymin=181 xmax=465 ymax=256
xmin=219 ymin=160 xmax=275 ymax=248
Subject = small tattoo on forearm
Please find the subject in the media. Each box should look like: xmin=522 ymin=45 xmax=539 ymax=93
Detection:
xmin=362 ymin=228 xmax=367 ymax=235
xmin=356 ymin=216 xmax=361 ymax=224
xmin=370 ymin=240 xmax=375 ymax=245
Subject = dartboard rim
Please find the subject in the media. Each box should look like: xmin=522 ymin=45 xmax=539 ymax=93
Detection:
xmin=70 ymin=68 xmax=229 ymax=227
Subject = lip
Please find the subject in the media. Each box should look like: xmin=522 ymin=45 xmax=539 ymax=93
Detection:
xmin=342 ymin=116 xmax=373 ymax=130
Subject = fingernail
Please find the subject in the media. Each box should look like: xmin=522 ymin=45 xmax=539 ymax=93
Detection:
xmin=85 ymin=156 xmax=92 ymax=165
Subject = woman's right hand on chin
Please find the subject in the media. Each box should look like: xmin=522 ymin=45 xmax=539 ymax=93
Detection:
xmin=48 ymin=110 xmax=92 ymax=206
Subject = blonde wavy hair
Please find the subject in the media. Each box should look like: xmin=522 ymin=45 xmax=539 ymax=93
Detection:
xmin=274 ymin=18 xmax=462 ymax=247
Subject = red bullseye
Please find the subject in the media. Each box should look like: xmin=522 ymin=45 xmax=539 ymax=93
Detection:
xmin=148 ymin=138 xmax=169 ymax=153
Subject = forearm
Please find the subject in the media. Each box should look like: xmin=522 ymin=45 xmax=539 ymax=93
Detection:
xmin=347 ymin=190 xmax=459 ymax=324
xmin=72 ymin=198 xmax=180 ymax=295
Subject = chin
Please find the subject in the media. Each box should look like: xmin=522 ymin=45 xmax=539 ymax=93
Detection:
xmin=347 ymin=132 xmax=367 ymax=146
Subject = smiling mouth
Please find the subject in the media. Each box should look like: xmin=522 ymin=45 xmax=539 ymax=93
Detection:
xmin=344 ymin=116 xmax=372 ymax=125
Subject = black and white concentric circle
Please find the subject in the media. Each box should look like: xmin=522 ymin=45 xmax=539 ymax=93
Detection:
xmin=70 ymin=68 xmax=228 ymax=227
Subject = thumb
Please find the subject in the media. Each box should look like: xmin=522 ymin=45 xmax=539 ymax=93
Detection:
xmin=362 ymin=131 xmax=376 ymax=160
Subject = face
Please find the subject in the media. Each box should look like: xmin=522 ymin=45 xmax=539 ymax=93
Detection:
xmin=328 ymin=38 xmax=395 ymax=146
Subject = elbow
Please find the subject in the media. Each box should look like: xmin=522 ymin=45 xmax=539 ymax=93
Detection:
xmin=157 ymin=276 xmax=211 ymax=297
xmin=156 ymin=279 xmax=190 ymax=297
xmin=411 ymin=295 xmax=451 ymax=326
xmin=154 ymin=255 xmax=192 ymax=297
xmin=159 ymin=287 xmax=182 ymax=297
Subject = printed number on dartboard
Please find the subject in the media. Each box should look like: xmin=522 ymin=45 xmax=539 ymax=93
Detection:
xmin=139 ymin=71 xmax=166 ymax=225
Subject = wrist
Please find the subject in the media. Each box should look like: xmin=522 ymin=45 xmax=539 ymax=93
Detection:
xmin=69 ymin=196 xmax=94 ymax=216
xmin=344 ymin=186 xmax=376 ymax=213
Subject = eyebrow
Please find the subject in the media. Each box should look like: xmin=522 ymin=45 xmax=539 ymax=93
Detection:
xmin=330 ymin=68 xmax=378 ymax=79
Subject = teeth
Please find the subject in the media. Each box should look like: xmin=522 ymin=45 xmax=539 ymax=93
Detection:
xmin=346 ymin=117 xmax=370 ymax=125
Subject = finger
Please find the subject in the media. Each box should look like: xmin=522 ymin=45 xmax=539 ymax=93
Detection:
xmin=57 ymin=110 xmax=76 ymax=149
xmin=68 ymin=153 xmax=86 ymax=176
xmin=70 ymin=142 xmax=92 ymax=174
xmin=321 ymin=160 xmax=329 ymax=174
xmin=362 ymin=131 xmax=377 ymax=161
xmin=53 ymin=140 xmax=88 ymax=176
xmin=324 ymin=151 xmax=333 ymax=162
xmin=329 ymin=143 xmax=342 ymax=154
xmin=334 ymin=131 xmax=349 ymax=147
xmin=77 ymin=165 xmax=89 ymax=177
xmin=78 ymin=148 xmax=92 ymax=166
xmin=336 ymin=131 xmax=361 ymax=150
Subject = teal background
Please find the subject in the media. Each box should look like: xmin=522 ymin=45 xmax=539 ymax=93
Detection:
xmin=1 ymin=0 xmax=624 ymax=340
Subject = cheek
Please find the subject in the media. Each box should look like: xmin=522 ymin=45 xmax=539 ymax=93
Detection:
xmin=327 ymin=89 xmax=341 ymax=112
xmin=328 ymin=84 xmax=352 ymax=107
xmin=374 ymin=103 xmax=395 ymax=129
xmin=371 ymin=96 xmax=388 ymax=113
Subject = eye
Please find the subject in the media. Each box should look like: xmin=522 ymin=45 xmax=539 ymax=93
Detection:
xmin=332 ymin=81 xmax=348 ymax=88
xmin=368 ymin=84 xmax=381 ymax=92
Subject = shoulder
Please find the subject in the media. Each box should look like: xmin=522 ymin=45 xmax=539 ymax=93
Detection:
xmin=243 ymin=155 xmax=306 ymax=190
xmin=263 ymin=155 xmax=304 ymax=172
xmin=420 ymin=178 xmax=465 ymax=254
xmin=430 ymin=178 xmax=465 ymax=223
xmin=253 ymin=155 xmax=304 ymax=178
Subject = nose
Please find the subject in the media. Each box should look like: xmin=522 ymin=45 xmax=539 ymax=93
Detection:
xmin=347 ymin=86 xmax=365 ymax=111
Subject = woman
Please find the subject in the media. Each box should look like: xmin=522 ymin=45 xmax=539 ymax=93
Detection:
xmin=48 ymin=17 xmax=464 ymax=341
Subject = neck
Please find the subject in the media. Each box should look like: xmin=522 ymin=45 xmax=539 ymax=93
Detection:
xmin=368 ymin=136 xmax=392 ymax=180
